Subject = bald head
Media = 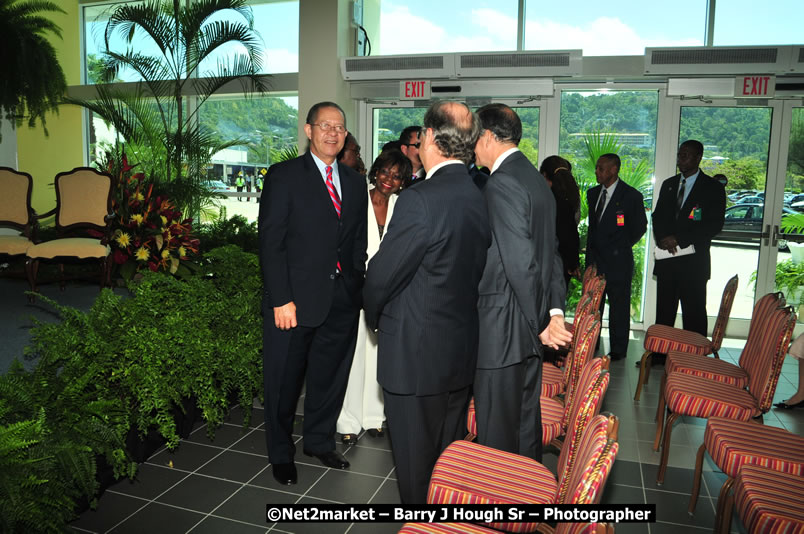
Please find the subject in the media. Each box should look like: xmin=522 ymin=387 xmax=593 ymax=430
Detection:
xmin=421 ymin=100 xmax=480 ymax=165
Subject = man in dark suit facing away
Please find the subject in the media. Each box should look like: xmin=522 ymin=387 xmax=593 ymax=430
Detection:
xmin=363 ymin=101 xmax=491 ymax=504
xmin=586 ymin=153 xmax=647 ymax=361
xmin=259 ymin=101 xmax=368 ymax=486
xmin=472 ymin=103 xmax=571 ymax=462
xmin=652 ymin=140 xmax=726 ymax=342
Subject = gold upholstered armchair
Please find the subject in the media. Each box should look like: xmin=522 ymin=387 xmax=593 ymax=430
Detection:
xmin=25 ymin=167 xmax=114 ymax=295
xmin=0 ymin=167 xmax=36 ymax=265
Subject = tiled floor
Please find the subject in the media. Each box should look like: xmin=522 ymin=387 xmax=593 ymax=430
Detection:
xmin=66 ymin=333 xmax=804 ymax=534
xmin=2 ymin=279 xmax=801 ymax=534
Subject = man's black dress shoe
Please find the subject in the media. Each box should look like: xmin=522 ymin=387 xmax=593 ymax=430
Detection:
xmin=774 ymin=399 xmax=804 ymax=409
xmin=304 ymin=449 xmax=350 ymax=469
xmin=635 ymin=353 xmax=666 ymax=367
xmin=367 ymin=427 xmax=385 ymax=438
xmin=341 ymin=433 xmax=357 ymax=446
xmin=272 ymin=461 xmax=297 ymax=485
xmin=608 ymin=352 xmax=625 ymax=361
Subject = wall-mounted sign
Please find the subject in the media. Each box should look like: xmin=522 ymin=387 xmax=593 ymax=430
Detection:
xmin=735 ymin=75 xmax=775 ymax=97
xmin=400 ymin=80 xmax=431 ymax=100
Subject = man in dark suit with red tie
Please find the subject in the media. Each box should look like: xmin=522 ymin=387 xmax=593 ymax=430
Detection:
xmin=259 ymin=102 xmax=368 ymax=485
xmin=652 ymin=140 xmax=726 ymax=342
xmin=364 ymin=101 xmax=491 ymax=504
xmin=586 ymin=153 xmax=647 ymax=361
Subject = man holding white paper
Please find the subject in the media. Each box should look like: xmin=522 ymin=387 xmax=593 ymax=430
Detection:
xmin=651 ymin=140 xmax=726 ymax=345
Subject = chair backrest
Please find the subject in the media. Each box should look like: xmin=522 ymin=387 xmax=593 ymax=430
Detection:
xmin=562 ymin=304 xmax=596 ymax=383
xmin=710 ymin=274 xmax=739 ymax=352
xmin=558 ymin=414 xmax=618 ymax=505
xmin=566 ymin=435 xmax=619 ymax=505
xmin=587 ymin=275 xmax=607 ymax=312
xmin=54 ymin=168 xmax=112 ymax=232
xmin=581 ymin=263 xmax=597 ymax=289
xmin=562 ymin=316 xmax=602 ymax=416
xmin=0 ymin=167 xmax=33 ymax=232
xmin=738 ymin=293 xmax=786 ymax=369
xmin=556 ymin=361 xmax=611 ymax=501
xmin=745 ymin=307 xmax=796 ymax=412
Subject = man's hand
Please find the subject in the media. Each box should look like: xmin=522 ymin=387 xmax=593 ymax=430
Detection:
xmin=658 ymin=236 xmax=679 ymax=254
xmin=539 ymin=314 xmax=572 ymax=350
xmin=274 ymin=301 xmax=297 ymax=330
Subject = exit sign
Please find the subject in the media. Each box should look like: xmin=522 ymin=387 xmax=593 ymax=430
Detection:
xmin=735 ymin=75 xmax=775 ymax=97
xmin=400 ymin=80 xmax=431 ymax=100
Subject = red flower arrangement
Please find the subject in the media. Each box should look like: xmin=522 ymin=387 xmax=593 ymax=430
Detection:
xmin=104 ymin=153 xmax=199 ymax=278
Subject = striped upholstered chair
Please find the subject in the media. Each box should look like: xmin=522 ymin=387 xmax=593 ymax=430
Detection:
xmin=634 ymin=274 xmax=738 ymax=401
xmin=721 ymin=464 xmax=804 ymax=534
xmin=398 ymin=522 xmax=615 ymax=534
xmin=427 ymin=414 xmax=618 ymax=533
xmin=651 ymin=305 xmax=796 ymax=484
xmin=542 ymin=306 xmax=599 ymax=399
xmin=660 ymin=292 xmax=784 ymax=391
xmin=687 ymin=417 xmax=804 ymax=523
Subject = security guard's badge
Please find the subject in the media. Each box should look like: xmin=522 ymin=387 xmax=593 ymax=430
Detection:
xmin=616 ymin=213 xmax=625 ymax=226
xmin=688 ymin=206 xmax=702 ymax=221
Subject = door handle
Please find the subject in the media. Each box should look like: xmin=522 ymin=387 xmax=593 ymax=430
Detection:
xmin=771 ymin=225 xmax=780 ymax=247
xmin=762 ymin=224 xmax=771 ymax=246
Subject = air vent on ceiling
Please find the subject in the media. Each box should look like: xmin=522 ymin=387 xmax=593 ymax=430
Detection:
xmin=645 ymin=46 xmax=794 ymax=75
xmin=341 ymin=54 xmax=454 ymax=80
xmin=456 ymin=50 xmax=581 ymax=77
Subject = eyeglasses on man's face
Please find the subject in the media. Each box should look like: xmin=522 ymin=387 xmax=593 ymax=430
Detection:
xmin=312 ymin=122 xmax=346 ymax=134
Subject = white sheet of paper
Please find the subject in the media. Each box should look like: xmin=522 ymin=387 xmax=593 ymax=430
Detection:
xmin=654 ymin=244 xmax=696 ymax=260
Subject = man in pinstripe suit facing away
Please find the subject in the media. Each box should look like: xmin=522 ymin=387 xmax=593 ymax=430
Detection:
xmin=364 ymin=101 xmax=492 ymax=504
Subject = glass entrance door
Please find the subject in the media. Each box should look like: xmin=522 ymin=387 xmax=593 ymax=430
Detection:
xmin=672 ymin=98 xmax=782 ymax=336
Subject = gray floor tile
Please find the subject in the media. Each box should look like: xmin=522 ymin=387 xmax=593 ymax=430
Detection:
xmin=231 ymin=428 xmax=270 ymax=456
xmin=158 ymin=473 xmax=242 ymax=513
xmin=343 ymin=444 xmax=395 ymax=477
xmin=70 ymin=491 xmax=147 ymax=533
xmin=367 ymin=478 xmax=402 ymax=504
xmin=305 ymin=470 xmax=384 ymax=503
xmin=608 ymin=459 xmax=643 ymax=487
xmin=108 ymin=463 xmax=188 ymax=500
xmin=214 ymin=485 xmax=298 ymax=525
xmin=645 ymin=489 xmax=716 ymax=529
xmin=186 ymin=421 xmax=255 ymax=448
xmin=197 ymin=449 xmax=270 ymax=483
xmin=189 ymin=515 xmax=270 ymax=533
xmin=270 ymin=496 xmax=351 ymax=534
xmin=226 ymin=405 xmax=265 ymax=429
xmin=147 ymin=441 xmax=223 ymax=472
xmin=640 ymin=464 xmax=697 ymax=495
xmin=108 ymin=502 xmax=205 ymax=533
xmin=250 ymin=462 xmax=328 ymax=494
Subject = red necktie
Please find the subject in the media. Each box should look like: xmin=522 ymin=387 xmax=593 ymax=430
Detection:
xmin=325 ymin=166 xmax=341 ymax=217
xmin=325 ymin=166 xmax=342 ymax=272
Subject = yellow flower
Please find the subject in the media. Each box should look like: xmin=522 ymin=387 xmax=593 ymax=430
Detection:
xmin=131 ymin=214 xmax=144 ymax=225
xmin=135 ymin=246 xmax=149 ymax=261
xmin=132 ymin=191 xmax=144 ymax=201
xmin=178 ymin=246 xmax=187 ymax=258
xmin=160 ymin=215 xmax=168 ymax=226
xmin=115 ymin=232 xmax=131 ymax=248
xmin=161 ymin=249 xmax=170 ymax=259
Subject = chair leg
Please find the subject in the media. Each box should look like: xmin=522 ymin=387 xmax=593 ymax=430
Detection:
xmin=653 ymin=390 xmax=668 ymax=451
xmin=657 ymin=412 xmax=679 ymax=484
xmin=25 ymin=258 xmax=39 ymax=301
xmin=714 ymin=477 xmax=735 ymax=534
xmin=688 ymin=443 xmax=706 ymax=515
xmin=634 ymin=350 xmax=652 ymax=401
xmin=58 ymin=263 xmax=65 ymax=291
xmin=655 ymin=371 xmax=668 ymax=422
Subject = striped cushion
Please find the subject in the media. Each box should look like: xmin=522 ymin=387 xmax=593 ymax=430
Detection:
xmin=665 ymin=373 xmax=758 ymax=421
xmin=400 ymin=523 xmax=500 ymax=533
xmin=542 ymin=364 xmax=565 ymax=398
xmin=704 ymin=417 xmax=804 ymax=478
xmin=734 ymin=464 xmax=804 ymax=534
xmin=428 ymin=440 xmax=555 ymax=533
xmin=666 ymin=350 xmax=748 ymax=388
xmin=541 ymin=396 xmax=565 ymax=445
xmin=643 ymin=324 xmax=712 ymax=356
xmin=466 ymin=397 xmax=476 ymax=437
xmin=557 ymin=414 xmax=610 ymax=504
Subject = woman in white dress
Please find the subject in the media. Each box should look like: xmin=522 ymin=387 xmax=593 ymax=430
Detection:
xmin=337 ymin=149 xmax=411 ymax=444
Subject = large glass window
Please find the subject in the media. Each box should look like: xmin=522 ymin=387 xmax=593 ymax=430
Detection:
xmin=777 ymin=107 xmax=804 ymax=324
xmin=679 ymin=105 xmax=772 ymax=320
xmin=371 ymin=107 xmax=427 ymax=163
xmin=714 ymin=0 xmax=803 ymax=46
xmin=524 ymin=0 xmax=704 ymax=55
xmin=559 ymin=90 xmax=659 ymax=322
xmin=376 ymin=0 xmax=518 ymax=55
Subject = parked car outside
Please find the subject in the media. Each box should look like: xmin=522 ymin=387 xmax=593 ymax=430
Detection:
xmin=205 ymin=180 xmax=230 ymax=193
xmin=736 ymin=195 xmax=764 ymax=205
xmin=721 ymin=203 xmax=801 ymax=249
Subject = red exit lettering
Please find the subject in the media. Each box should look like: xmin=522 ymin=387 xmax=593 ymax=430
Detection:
xmin=405 ymin=81 xmax=425 ymax=98
xmin=742 ymin=76 xmax=771 ymax=96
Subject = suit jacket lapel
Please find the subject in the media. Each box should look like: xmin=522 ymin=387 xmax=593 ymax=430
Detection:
xmin=304 ymin=152 xmax=340 ymax=220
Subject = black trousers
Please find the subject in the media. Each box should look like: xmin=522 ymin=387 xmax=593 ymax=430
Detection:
xmin=383 ymin=386 xmax=470 ymax=504
xmin=262 ymin=277 xmax=359 ymax=464
xmin=474 ymin=354 xmax=543 ymax=462
xmin=599 ymin=275 xmax=633 ymax=355
xmin=656 ymin=271 xmax=708 ymax=336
